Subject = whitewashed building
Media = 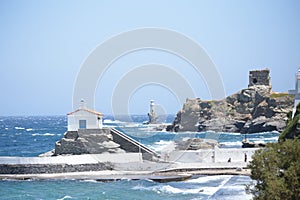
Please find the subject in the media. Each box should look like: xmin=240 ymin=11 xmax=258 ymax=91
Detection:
xmin=67 ymin=100 xmax=103 ymax=131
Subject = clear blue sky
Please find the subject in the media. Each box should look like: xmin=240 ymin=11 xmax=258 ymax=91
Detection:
xmin=0 ymin=0 xmax=299 ymax=116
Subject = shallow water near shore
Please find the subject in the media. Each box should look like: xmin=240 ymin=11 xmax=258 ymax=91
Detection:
xmin=0 ymin=115 xmax=277 ymax=199
xmin=0 ymin=175 xmax=252 ymax=200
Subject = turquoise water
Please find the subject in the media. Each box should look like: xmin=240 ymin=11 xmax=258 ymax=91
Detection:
xmin=0 ymin=176 xmax=252 ymax=200
xmin=0 ymin=115 xmax=277 ymax=199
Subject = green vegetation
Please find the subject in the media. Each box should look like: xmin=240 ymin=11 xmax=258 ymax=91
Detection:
xmin=247 ymin=103 xmax=300 ymax=200
xmin=279 ymin=102 xmax=300 ymax=141
xmin=279 ymin=114 xmax=300 ymax=141
xmin=247 ymin=139 xmax=300 ymax=200
xmin=270 ymin=93 xmax=293 ymax=98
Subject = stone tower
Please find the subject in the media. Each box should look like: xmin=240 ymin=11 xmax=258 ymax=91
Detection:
xmin=248 ymin=68 xmax=271 ymax=87
xmin=148 ymin=100 xmax=157 ymax=124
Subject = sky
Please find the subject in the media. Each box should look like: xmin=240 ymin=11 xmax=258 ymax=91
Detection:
xmin=0 ymin=0 xmax=300 ymax=116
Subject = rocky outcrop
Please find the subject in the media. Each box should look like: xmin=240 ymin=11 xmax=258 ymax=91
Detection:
xmin=54 ymin=129 xmax=126 ymax=155
xmin=52 ymin=128 xmax=159 ymax=161
xmin=175 ymin=138 xmax=218 ymax=150
xmin=167 ymin=85 xmax=294 ymax=133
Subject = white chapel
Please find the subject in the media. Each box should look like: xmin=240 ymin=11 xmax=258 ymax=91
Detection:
xmin=67 ymin=99 xmax=103 ymax=131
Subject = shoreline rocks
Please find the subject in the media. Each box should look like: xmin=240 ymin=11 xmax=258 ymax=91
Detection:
xmin=167 ymin=86 xmax=294 ymax=133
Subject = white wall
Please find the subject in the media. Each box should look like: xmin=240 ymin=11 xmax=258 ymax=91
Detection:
xmin=68 ymin=110 xmax=103 ymax=131
xmin=167 ymin=147 xmax=259 ymax=163
xmin=214 ymin=147 xmax=258 ymax=163
xmin=0 ymin=153 xmax=141 ymax=164
xmin=168 ymin=149 xmax=214 ymax=163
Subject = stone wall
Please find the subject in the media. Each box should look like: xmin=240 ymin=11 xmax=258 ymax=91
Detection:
xmin=248 ymin=69 xmax=271 ymax=87
xmin=0 ymin=163 xmax=109 ymax=174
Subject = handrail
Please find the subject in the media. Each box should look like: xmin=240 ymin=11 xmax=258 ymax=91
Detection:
xmin=111 ymin=128 xmax=159 ymax=157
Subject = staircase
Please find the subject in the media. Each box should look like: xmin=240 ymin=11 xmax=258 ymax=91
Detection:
xmin=110 ymin=128 xmax=160 ymax=160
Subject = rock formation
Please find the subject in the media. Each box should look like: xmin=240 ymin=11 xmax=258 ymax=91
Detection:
xmin=52 ymin=128 xmax=159 ymax=161
xmin=54 ymin=129 xmax=126 ymax=155
xmin=175 ymin=138 xmax=218 ymax=150
xmin=167 ymin=69 xmax=294 ymax=133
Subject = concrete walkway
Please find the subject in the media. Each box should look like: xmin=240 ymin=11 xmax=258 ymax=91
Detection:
xmin=0 ymin=153 xmax=141 ymax=165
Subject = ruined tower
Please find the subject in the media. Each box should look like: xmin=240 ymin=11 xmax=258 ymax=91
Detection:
xmin=248 ymin=68 xmax=271 ymax=88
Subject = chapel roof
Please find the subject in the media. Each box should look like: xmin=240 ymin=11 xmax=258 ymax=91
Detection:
xmin=67 ymin=108 xmax=104 ymax=116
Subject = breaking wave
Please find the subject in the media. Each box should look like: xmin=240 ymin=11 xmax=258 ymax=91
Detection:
xmin=32 ymin=133 xmax=56 ymax=136
xmin=14 ymin=127 xmax=25 ymax=130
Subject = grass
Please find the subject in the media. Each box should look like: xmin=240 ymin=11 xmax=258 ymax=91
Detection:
xmin=270 ymin=92 xmax=293 ymax=98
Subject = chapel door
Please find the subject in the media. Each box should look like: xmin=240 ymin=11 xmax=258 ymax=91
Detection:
xmin=79 ymin=120 xmax=86 ymax=129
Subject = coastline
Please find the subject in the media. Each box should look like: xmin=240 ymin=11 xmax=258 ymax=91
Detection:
xmin=0 ymin=160 xmax=251 ymax=182
xmin=0 ymin=149 xmax=254 ymax=182
xmin=0 ymin=168 xmax=251 ymax=181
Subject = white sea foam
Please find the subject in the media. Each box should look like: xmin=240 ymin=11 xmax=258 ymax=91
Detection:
xmin=103 ymin=119 xmax=115 ymax=123
xmin=186 ymin=175 xmax=232 ymax=184
xmin=271 ymin=130 xmax=280 ymax=134
xmin=80 ymin=179 xmax=97 ymax=183
xmin=44 ymin=133 xmax=55 ymax=136
xmin=103 ymin=119 xmax=126 ymax=124
xmin=254 ymin=131 xmax=279 ymax=135
xmin=57 ymin=195 xmax=73 ymax=200
xmin=149 ymin=140 xmax=174 ymax=152
xmin=200 ymin=175 xmax=232 ymax=196
xmin=221 ymin=132 xmax=241 ymax=136
xmin=32 ymin=133 xmax=55 ymax=136
xmin=159 ymin=185 xmax=200 ymax=194
xmin=103 ymin=125 xmax=117 ymax=128
xmin=132 ymin=175 xmax=235 ymax=196
xmin=125 ymin=123 xmax=141 ymax=128
xmin=219 ymin=141 xmax=243 ymax=147
xmin=250 ymin=139 xmax=265 ymax=144
xmin=262 ymin=136 xmax=278 ymax=141
xmin=213 ymin=185 xmax=253 ymax=200
xmin=26 ymin=128 xmax=33 ymax=131
xmin=14 ymin=127 xmax=25 ymax=130
xmin=133 ymin=184 xmax=201 ymax=194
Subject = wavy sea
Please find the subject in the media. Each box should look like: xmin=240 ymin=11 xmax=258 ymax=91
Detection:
xmin=0 ymin=115 xmax=280 ymax=199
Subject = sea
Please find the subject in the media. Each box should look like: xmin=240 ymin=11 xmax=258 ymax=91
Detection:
xmin=0 ymin=115 xmax=280 ymax=200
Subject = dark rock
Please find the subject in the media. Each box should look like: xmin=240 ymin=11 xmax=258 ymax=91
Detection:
xmin=64 ymin=131 xmax=79 ymax=139
xmin=169 ymin=83 xmax=294 ymax=134
xmin=54 ymin=129 xmax=125 ymax=155
xmin=242 ymin=141 xmax=266 ymax=148
xmin=252 ymin=100 xmax=275 ymax=119
xmin=238 ymin=89 xmax=253 ymax=103
xmin=241 ymin=116 xmax=278 ymax=133
xmin=175 ymin=138 xmax=217 ymax=150
xmin=0 ymin=163 xmax=109 ymax=174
